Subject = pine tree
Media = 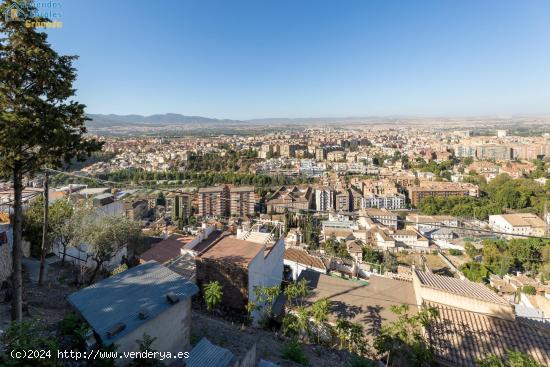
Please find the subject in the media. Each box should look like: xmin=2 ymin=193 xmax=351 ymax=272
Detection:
xmin=0 ymin=1 xmax=102 ymax=320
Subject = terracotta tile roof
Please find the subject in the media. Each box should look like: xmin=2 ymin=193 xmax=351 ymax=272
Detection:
xmin=415 ymin=270 xmax=509 ymax=306
xmin=284 ymin=248 xmax=326 ymax=270
xmin=198 ymin=235 xmax=263 ymax=267
xmin=426 ymin=302 xmax=550 ymax=367
xmin=139 ymin=234 xmax=193 ymax=264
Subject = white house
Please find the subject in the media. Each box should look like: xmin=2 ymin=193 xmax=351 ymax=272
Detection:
xmin=489 ymin=213 xmax=546 ymax=238
xmin=284 ymin=248 xmax=326 ymax=281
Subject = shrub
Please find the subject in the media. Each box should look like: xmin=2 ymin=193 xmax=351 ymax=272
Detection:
xmin=58 ymin=313 xmax=88 ymax=350
xmin=204 ymin=280 xmax=223 ymax=311
xmin=281 ymin=338 xmax=308 ymax=365
xmin=282 ymin=313 xmax=299 ymax=337
xmin=111 ymin=263 xmax=128 ymax=276
xmin=449 ymin=249 xmax=463 ymax=256
xmin=521 ymin=285 xmax=536 ymax=295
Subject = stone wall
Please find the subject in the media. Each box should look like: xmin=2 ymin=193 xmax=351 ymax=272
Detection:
xmin=195 ymin=258 xmax=249 ymax=312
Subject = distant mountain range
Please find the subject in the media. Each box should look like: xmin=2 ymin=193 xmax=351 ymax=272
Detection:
xmin=86 ymin=113 xmax=550 ymax=130
xmin=86 ymin=113 xmax=412 ymax=129
xmin=87 ymin=113 xmax=243 ymax=128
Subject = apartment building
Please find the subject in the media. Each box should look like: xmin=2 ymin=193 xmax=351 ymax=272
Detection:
xmin=172 ymin=193 xmax=192 ymax=222
xmin=197 ymin=185 xmax=230 ymax=217
xmin=334 ymin=189 xmax=351 ymax=212
xmin=476 ymin=145 xmax=512 ymax=160
xmin=362 ymin=193 xmax=406 ymax=210
xmin=229 ymin=186 xmax=256 ymax=217
xmin=267 ymin=185 xmax=313 ymax=213
xmin=408 ymin=182 xmax=479 ymax=206
xmin=326 ymin=150 xmax=345 ymax=162
xmin=315 ymin=187 xmax=331 ymax=212
xmin=361 ymin=208 xmax=398 ymax=229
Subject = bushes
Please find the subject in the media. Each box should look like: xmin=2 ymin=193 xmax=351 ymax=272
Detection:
xmin=521 ymin=285 xmax=536 ymax=295
xmin=1 ymin=320 xmax=61 ymax=366
xmin=203 ymin=280 xmax=223 ymax=312
xmin=449 ymin=249 xmax=463 ymax=256
xmin=460 ymin=262 xmax=490 ymax=283
xmin=281 ymin=338 xmax=308 ymax=365
xmin=58 ymin=313 xmax=89 ymax=350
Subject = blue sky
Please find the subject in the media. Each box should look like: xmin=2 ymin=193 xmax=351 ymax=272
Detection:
xmin=45 ymin=0 xmax=550 ymax=119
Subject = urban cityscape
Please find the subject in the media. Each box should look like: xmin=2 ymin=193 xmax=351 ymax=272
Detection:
xmin=1 ymin=1 xmax=550 ymax=367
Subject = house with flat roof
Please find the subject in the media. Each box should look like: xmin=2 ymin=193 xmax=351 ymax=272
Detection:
xmin=68 ymin=261 xmax=198 ymax=365
xmin=195 ymin=223 xmax=285 ymax=322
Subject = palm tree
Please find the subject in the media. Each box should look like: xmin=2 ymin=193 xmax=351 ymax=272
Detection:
xmin=348 ymin=322 xmax=365 ymax=354
xmin=311 ymin=298 xmax=330 ymax=344
xmin=284 ymin=279 xmax=310 ymax=308
xmin=335 ymin=318 xmax=352 ymax=349
xmin=296 ymin=306 xmax=311 ymax=342
xmin=203 ymin=281 xmax=223 ymax=312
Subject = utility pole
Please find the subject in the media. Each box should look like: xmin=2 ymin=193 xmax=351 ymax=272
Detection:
xmin=38 ymin=170 xmax=49 ymax=286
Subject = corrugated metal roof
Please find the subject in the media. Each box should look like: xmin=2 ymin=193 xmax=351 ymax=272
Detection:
xmin=68 ymin=261 xmax=198 ymax=345
xmin=186 ymin=338 xmax=234 ymax=367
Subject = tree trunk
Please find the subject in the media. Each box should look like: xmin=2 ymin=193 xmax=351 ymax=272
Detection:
xmin=38 ymin=170 xmax=49 ymax=286
xmin=89 ymin=260 xmax=102 ymax=285
xmin=11 ymin=167 xmax=23 ymax=321
xmin=61 ymin=243 xmax=66 ymax=265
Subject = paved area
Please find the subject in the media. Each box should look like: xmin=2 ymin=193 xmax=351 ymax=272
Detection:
xmin=300 ymin=270 xmax=417 ymax=339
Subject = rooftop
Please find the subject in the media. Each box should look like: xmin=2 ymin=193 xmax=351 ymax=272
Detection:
xmin=139 ymin=234 xmax=194 ymax=264
xmin=496 ymin=213 xmax=546 ymax=228
xmin=198 ymin=234 xmax=264 ymax=267
xmin=299 ymin=270 xmax=417 ymax=341
xmin=426 ymin=302 xmax=550 ymax=367
xmin=186 ymin=337 xmax=234 ymax=367
xmin=284 ymin=248 xmax=326 ymax=270
xmin=68 ymin=261 xmax=198 ymax=345
xmin=415 ymin=270 xmax=509 ymax=306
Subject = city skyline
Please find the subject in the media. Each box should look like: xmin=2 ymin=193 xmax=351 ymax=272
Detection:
xmin=45 ymin=0 xmax=550 ymax=119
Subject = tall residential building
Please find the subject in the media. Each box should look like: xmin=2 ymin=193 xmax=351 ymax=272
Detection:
xmin=172 ymin=193 xmax=192 ymax=222
xmin=197 ymin=185 xmax=230 ymax=217
xmin=334 ymin=190 xmax=350 ymax=212
xmin=315 ymin=188 xmax=331 ymax=212
xmin=476 ymin=145 xmax=512 ymax=160
xmin=229 ymin=186 xmax=256 ymax=217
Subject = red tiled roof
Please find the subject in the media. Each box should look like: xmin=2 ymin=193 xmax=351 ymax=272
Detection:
xmin=284 ymin=248 xmax=326 ymax=270
xmin=426 ymin=302 xmax=550 ymax=367
xmin=139 ymin=235 xmax=193 ymax=264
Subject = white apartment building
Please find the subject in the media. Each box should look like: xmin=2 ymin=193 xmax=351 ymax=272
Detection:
xmin=362 ymin=193 xmax=406 ymax=210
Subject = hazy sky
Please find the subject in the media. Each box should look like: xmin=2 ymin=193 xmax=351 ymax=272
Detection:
xmin=45 ymin=0 xmax=550 ymax=119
